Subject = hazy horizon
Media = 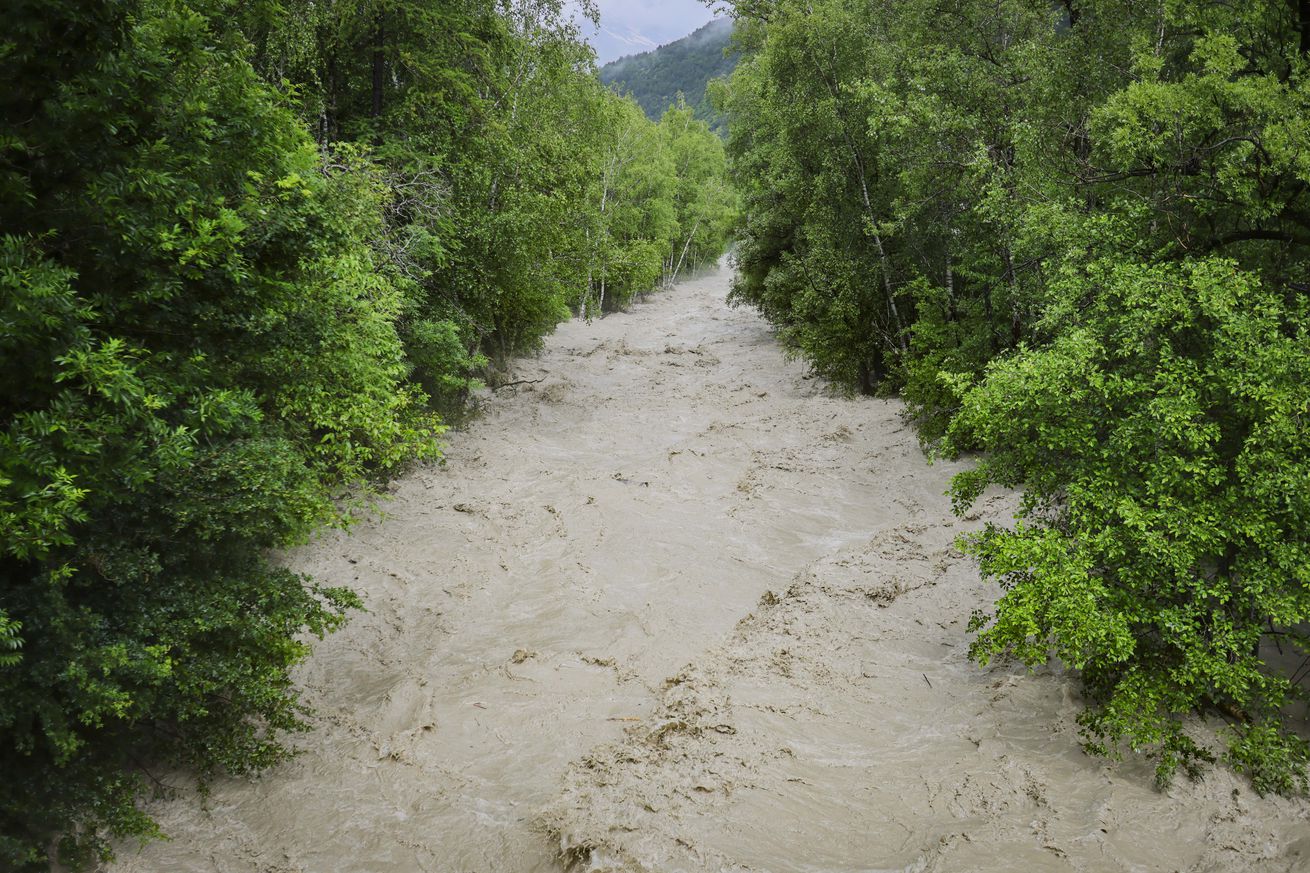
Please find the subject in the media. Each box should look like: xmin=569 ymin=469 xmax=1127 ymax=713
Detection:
xmin=575 ymin=1 xmax=725 ymax=65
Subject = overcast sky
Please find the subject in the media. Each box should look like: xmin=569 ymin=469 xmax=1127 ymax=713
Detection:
xmin=577 ymin=1 xmax=724 ymax=65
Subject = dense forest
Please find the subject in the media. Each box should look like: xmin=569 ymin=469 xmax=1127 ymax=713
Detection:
xmin=721 ymin=0 xmax=1310 ymax=792
xmin=600 ymin=17 xmax=737 ymax=131
xmin=8 ymin=0 xmax=1310 ymax=865
xmin=0 ymin=0 xmax=734 ymax=867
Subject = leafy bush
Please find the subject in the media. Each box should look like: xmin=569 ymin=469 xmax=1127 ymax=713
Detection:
xmin=0 ymin=1 xmax=437 ymax=866
xmin=720 ymin=0 xmax=1310 ymax=790
xmin=947 ymin=257 xmax=1310 ymax=790
xmin=2 ymin=0 xmax=738 ymax=863
xmin=405 ymin=316 xmax=489 ymax=411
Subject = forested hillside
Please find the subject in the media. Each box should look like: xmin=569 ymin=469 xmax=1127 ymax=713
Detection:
xmin=600 ymin=18 xmax=737 ymax=130
xmin=0 ymin=1 xmax=734 ymax=868
xmin=721 ymin=0 xmax=1310 ymax=792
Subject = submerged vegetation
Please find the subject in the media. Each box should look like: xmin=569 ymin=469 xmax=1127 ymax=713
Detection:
xmin=719 ymin=0 xmax=1310 ymax=791
xmin=0 ymin=0 xmax=733 ymax=867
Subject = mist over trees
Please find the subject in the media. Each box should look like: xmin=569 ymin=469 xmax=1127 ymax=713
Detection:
xmin=0 ymin=0 xmax=733 ymax=867
xmin=600 ymin=18 xmax=737 ymax=131
xmin=719 ymin=0 xmax=1310 ymax=792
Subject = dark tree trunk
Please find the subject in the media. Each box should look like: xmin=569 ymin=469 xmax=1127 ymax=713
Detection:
xmin=1300 ymin=0 xmax=1310 ymax=55
xmin=371 ymin=13 xmax=385 ymax=120
xmin=1060 ymin=0 xmax=1080 ymax=28
xmin=323 ymin=51 xmax=339 ymax=143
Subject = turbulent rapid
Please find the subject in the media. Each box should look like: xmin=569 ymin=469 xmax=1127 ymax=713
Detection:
xmin=110 ymin=264 xmax=1310 ymax=873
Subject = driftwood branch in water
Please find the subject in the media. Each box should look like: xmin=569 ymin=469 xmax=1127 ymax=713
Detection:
xmin=494 ymin=377 xmax=545 ymax=390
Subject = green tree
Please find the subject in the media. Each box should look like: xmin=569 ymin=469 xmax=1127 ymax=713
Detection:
xmin=1 ymin=0 xmax=736 ymax=863
xmin=241 ymin=0 xmax=731 ymax=387
xmin=659 ymin=100 xmax=739 ymax=283
xmin=580 ymin=95 xmax=677 ymax=315
xmin=720 ymin=0 xmax=1310 ymax=789
xmin=721 ymin=1 xmax=915 ymax=391
xmin=948 ymin=255 xmax=1310 ymax=793
xmin=1 ymin=1 xmax=437 ymax=866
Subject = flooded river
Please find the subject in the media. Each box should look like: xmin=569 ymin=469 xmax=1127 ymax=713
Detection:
xmin=111 ymin=263 xmax=1310 ymax=872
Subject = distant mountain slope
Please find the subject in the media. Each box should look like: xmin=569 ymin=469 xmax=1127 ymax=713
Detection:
xmin=599 ymin=18 xmax=737 ymax=130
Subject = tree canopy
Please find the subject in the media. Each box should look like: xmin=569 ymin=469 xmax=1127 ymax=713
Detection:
xmin=719 ymin=0 xmax=1310 ymax=791
xmin=0 ymin=0 xmax=734 ymax=867
xmin=600 ymin=17 xmax=738 ymax=132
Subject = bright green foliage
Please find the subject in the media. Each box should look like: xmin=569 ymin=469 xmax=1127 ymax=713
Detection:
xmin=721 ymin=0 xmax=1310 ymax=790
xmin=242 ymin=0 xmax=733 ymax=386
xmin=434 ymin=3 xmax=602 ymax=363
xmin=949 ymin=257 xmax=1310 ymax=792
xmin=574 ymin=96 xmax=735 ymax=317
xmin=582 ymin=94 xmax=678 ymax=315
xmin=0 ymin=0 xmax=441 ymax=867
xmin=0 ymin=614 xmax=21 ymax=668
xmin=3 ymin=0 xmax=733 ymax=865
xmin=661 ymin=101 xmax=739 ymax=282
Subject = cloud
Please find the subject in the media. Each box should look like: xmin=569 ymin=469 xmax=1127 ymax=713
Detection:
xmin=572 ymin=0 xmax=720 ymax=64
xmin=601 ymin=25 xmax=659 ymax=51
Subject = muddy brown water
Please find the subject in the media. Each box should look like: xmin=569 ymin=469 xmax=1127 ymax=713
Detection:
xmin=110 ymin=264 xmax=1310 ymax=872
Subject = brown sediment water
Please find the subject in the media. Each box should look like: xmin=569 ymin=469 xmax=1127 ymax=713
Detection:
xmin=110 ymin=263 xmax=1310 ymax=873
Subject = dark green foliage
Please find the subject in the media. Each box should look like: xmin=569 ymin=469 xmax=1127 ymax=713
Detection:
xmin=2 ymin=0 xmax=734 ymax=865
xmin=721 ymin=0 xmax=1310 ymax=790
xmin=600 ymin=18 xmax=737 ymax=132
xmin=0 ymin=0 xmax=439 ymax=867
